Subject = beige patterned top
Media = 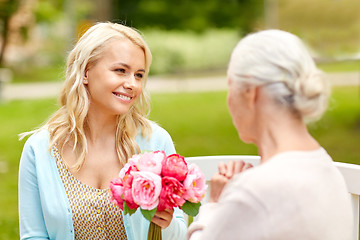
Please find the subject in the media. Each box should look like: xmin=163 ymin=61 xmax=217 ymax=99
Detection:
xmin=53 ymin=146 xmax=127 ymax=239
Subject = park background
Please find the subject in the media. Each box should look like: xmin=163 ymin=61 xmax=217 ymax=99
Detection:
xmin=0 ymin=0 xmax=359 ymax=239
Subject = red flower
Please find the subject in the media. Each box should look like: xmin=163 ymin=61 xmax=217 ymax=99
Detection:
xmin=158 ymin=176 xmax=186 ymax=211
xmin=161 ymin=154 xmax=188 ymax=182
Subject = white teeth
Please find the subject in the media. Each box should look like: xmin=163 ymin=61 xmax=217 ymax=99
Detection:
xmin=113 ymin=93 xmax=131 ymax=101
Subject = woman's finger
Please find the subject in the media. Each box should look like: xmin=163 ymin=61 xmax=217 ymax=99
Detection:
xmin=151 ymin=216 xmax=166 ymax=229
xmin=233 ymin=160 xmax=245 ymax=174
xmin=218 ymin=162 xmax=227 ymax=176
xmin=151 ymin=208 xmax=174 ymax=229
xmin=225 ymin=161 xmax=235 ymax=178
xmin=243 ymin=162 xmax=253 ymax=171
xmin=210 ymin=173 xmax=228 ymax=202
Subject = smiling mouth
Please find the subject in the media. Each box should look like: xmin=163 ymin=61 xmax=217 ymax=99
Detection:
xmin=112 ymin=92 xmax=132 ymax=101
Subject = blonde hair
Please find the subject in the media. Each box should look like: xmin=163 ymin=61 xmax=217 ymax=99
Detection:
xmin=22 ymin=22 xmax=152 ymax=170
xmin=228 ymin=29 xmax=329 ymax=122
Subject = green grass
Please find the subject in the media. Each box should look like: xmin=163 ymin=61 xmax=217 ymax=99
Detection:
xmin=0 ymin=99 xmax=59 ymax=239
xmin=149 ymin=87 xmax=360 ymax=165
xmin=10 ymin=64 xmax=66 ymax=84
xmin=318 ymin=60 xmax=360 ymax=73
xmin=0 ymin=86 xmax=359 ymax=238
xmin=149 ymin=91 xmax=257 ymax=156
xmin=308 ymin=87 xmax=360 ymax=164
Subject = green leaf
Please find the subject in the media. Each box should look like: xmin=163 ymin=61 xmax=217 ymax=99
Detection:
xmin=181 ymin=201 xmax=201 ymax=217
xmin=123 ymin=202 xmax=137 ymax=216
xmin=141 ymin=208 xmax=157 ymax=222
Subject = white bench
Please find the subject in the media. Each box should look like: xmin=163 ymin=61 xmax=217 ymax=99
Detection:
xmin=185 ymin=155 xmax=360 ymax=240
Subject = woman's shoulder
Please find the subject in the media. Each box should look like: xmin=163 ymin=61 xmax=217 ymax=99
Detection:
xmin=137 ymin=120 xmax=176 ymax=155
xmin=22 ymin=128 xmax=50 ymax=149
xmin=224 ymin=148 xmax=341 ymax=201
xmin=136 ymin=120 xmax=172 ymax=143
xmin=148 ymin=120 xmax=172 ymax=138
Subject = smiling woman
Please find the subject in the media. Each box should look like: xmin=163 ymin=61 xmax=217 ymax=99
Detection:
xmin=17 ymin=22 xmax=187 ymax=240
xmin=83 ymin=38 xmax=145 ymax=118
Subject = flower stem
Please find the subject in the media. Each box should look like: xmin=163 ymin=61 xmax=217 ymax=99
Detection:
xmin=148 ymin=222 xmax=162 ymax=240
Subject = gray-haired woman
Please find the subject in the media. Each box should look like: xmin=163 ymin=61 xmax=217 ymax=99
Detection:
xmin=188 ymin=29 xmax=353 ymax=240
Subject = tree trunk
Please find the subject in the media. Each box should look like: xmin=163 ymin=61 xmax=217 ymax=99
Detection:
xmin=0 ymin=17 xmax=10 ymax=66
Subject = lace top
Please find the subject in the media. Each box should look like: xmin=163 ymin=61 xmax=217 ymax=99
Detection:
xmin=53 ymin=146 xmax=127 ymax=239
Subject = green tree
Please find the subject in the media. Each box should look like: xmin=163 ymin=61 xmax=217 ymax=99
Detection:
xmin=0 ymin=0 xmax=20 ymax=66
xmin=112 ymin=0 xmax=263 ymax=33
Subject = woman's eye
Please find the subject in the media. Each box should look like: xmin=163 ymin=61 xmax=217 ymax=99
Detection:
xmin=135 ymin=73 xmax=144 ymax=79
xmin=115 ymin=68 xmax=126 ymax=73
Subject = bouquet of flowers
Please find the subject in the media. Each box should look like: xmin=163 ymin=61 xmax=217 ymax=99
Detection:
xmin=109 ymin=151 xmax=207 ymax=240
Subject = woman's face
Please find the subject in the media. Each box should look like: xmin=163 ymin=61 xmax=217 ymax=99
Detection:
xmin=227 ymin=77 xmax=254 ymax=143
xmin=84 ymin=38 xmax=145 ymax=117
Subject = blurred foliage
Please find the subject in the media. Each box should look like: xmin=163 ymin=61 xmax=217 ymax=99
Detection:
xmin=0 ymin=0 xmax=20 ymax=65
xmin=143 ymin=28 xmax=239 ymax=75
xmin=278 ymin=0 xmax=360 ymax=56
xmin=34 ymin=0 xmax=93 ymax=23
xmin=112 ymin=0 xmax=264 ymax=33
xmin=34 ymin=0 xmax=64 ymax=22
xmin=0 ymin=0 xmax=19 ymax=23
xmin=3 ymin=0 xmax=360 ymax=78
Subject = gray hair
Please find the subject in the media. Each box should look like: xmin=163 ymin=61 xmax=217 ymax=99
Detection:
xmin=227 ymin=29 xmax=329 ymax=122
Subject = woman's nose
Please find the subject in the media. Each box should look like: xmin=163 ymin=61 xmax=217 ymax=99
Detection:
xmin=123 ymin=74 xmax=136 ymax=89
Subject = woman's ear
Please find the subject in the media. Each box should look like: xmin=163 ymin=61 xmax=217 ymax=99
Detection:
xmin=243 ymin=85 xmax=258 ymax=109
xmin=83 ymin=71 xmax=88 ymax=84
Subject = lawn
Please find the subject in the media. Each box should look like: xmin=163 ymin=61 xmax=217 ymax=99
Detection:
xmin=0 ymin=86 xmax=359 ymax=239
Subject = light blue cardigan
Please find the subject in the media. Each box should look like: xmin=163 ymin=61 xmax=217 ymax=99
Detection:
xmin=18 ymin=122 xmax=187 ymax=240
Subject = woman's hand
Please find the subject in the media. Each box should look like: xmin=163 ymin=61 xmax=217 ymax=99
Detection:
xmin=151 ymin=208 xmax=174 ymax=229
xmin=210 ymin=161 xmax=253 ymax=203
xmin=218 ymin=160 xmax=253 ymax=179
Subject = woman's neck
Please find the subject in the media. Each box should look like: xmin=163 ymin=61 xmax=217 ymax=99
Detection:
xmin=85 ymin=110 xmax=118 ymax=144
xmin=256 ymin=113 xmax=320 ymax=163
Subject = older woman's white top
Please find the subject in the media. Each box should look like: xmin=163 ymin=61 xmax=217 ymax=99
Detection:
xmin=188 ymin=148 xmax=353 ymax=240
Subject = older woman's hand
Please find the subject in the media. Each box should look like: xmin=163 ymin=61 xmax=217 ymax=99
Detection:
xmin=151 ymin=208 xmax=174 ymax=229
xmin=218 ymin=160 xmax=253 ymax=179
xmin=210 ymin=161 xmax=253 ymax=203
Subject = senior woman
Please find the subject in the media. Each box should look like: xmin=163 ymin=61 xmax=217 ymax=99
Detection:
xmin=187 ymin=30 xmax=353 ymax=240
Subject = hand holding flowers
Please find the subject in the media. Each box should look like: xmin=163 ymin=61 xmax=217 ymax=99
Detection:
xmin=109 ymin=151 xmax=207 ymax=239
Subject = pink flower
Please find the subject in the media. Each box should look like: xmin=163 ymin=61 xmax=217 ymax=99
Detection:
xmin=161 ymin=154 xmax=188 ymax=182
xmin=109 ymin=176 xmax=139 ymax=210
xmin=118 ymin=160 xmax=138 ymax=189
xmin=109 ymin=178 xmax=125 ymax=210
xmin=136 ymin=151 xmax=166 ymax=175
xmin=132 ymin=171 xmax=162 ymax=210
xmin=110 ymin=160 xmax=139 ymax=210
xmin=158 ymin=176 xmax=186 ymax=211
xmin=119 ymin=159 xmax=138 ymax=177
xmin=123 ymin=187 xmax=138 ymax=209
xmin=183 ymin=164 xmax=207 ymax=203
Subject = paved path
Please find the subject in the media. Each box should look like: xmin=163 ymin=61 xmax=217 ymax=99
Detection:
xmin=1 ymin=72 xmax=359 ymax=101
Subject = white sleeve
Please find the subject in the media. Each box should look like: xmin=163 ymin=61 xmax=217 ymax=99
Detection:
xmin=187 ymin=183 xmax=267 ymax=240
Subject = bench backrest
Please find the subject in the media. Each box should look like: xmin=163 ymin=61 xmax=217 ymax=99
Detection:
xmin=185 ymin=155 xmax=360 ymax=240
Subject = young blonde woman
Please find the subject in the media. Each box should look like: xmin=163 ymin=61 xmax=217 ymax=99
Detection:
xmin=188 ymin=30 xmax=353 ymax=240
xmin=18 ymin=22 xmax=187 ymax=240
